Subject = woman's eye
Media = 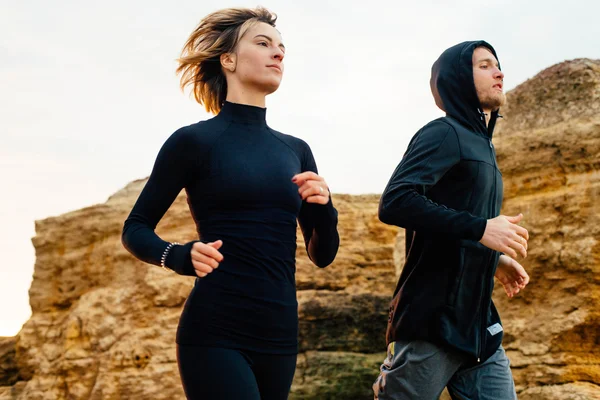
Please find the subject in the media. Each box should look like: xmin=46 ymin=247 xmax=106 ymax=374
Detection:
xmin=258 ymin=42 xmax=268 ymax=47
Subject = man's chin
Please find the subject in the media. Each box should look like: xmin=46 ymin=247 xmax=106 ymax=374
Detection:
xmin=482 ymin=95 xmax=506 ymax=112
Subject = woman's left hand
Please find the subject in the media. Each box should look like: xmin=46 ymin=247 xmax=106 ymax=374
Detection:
xmin=292 ymin=171 xmax=330 ymax=205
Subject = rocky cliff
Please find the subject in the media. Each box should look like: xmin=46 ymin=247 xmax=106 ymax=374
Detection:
xmin=493 ymin=58 xmax=600 ymax=398
xmin=1 ymin=189 xmax=397 ymax=400
xmin=1 ymin=59 xmax=599 ymax=400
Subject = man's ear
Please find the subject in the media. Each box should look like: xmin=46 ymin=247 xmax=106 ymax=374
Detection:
xmin=221 ymin=52 xmax=236 ymax=73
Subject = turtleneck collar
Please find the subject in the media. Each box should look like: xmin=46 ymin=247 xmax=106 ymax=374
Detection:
xmin=218 ymin=101 xmax=267 ymax=126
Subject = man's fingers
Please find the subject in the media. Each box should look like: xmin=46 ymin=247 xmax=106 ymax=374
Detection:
xmin=497 ymin=254 xmax=529 ymax=298
xmin=505 ymin=237 xmax=527 ymax=258
xmin=504 ymin=282 xmax=515 ymax=297
xmin=506 ymin=214 xmax=529 ymax=240
xmin=514 ymin=225 xmax=529 ymax=241
xmin=514 ymin=274 xmax=528 ymax=290
xmin=513 ymin=241 xmax=527 ymax=258
xmin=502 ymin=245 xmax=519 ymax=260
xmin=512 ymin=233 xmax=528 ymax=250
xmin=507 ymin=283 xmax=520 ymax=297
xmin=505 ymin=213 xmax=523 ymax=224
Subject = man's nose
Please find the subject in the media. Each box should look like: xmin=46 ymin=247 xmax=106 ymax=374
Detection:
xmin=494 ymin=68 xmax=504 ymax=81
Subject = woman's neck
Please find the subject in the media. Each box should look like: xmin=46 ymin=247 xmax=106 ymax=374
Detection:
xmin=225 ymin=86 xmax=267 ymax=109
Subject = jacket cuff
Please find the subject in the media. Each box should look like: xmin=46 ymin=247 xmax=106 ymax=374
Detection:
xmin=468 ymin=217 xmax=488 ymax=241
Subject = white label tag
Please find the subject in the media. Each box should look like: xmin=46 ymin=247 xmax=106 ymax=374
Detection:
xmin=487 ymin=323 xmax=503 ymax=336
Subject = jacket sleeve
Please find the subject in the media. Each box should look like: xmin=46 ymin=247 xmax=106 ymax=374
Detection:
xmin=297 ymin=144 xmax=340 ymax=268
xmin=379 ymin=120 xmax=487 ymax=241
xmin=121 ymin=128 xmax=199 ymax=276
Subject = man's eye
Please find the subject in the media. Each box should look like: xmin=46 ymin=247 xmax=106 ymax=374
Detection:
xmin=481 ymin=64 xmax=488 ymax=69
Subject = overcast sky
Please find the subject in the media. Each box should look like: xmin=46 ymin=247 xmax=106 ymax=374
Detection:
xmin=1 ymin=0 xmax=599 ymax=336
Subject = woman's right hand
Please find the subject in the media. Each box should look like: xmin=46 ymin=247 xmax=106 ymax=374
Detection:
xmin=191 ymin=240 xmax=224 ymax=277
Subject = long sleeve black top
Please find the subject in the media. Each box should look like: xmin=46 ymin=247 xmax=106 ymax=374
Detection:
xmin=122 ymin=101 xmax=339 ymax=354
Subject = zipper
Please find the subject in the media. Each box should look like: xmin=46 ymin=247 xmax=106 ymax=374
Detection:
xmin=477 ymin=250 xmax=495 ymax=362
xmin=477 ymin=138 xmax=498 ymax=363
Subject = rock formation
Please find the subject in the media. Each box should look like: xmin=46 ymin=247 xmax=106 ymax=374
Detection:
xmin=1 ymin=59 xmax=599 ymax=399
xmin=1 ymin=189 xmax=397 ymax=400
xmin=493 ymin=58 xmax=600 ymax=398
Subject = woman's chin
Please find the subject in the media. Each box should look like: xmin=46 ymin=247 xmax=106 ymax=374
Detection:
xmin=262 ymin=81 xmax=282 ymax=95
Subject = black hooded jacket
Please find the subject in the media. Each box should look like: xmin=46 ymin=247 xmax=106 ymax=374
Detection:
xmin=379 ymin=41 xmax=504 ymax=363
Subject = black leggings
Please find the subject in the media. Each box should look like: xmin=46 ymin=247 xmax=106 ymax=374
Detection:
xmin=177 ymin=345 xmax=297 ymax=400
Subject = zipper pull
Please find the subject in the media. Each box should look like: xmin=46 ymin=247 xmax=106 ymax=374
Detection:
xmin=478 ymin=108 xmax=488 ymax=121
xmin=489 ymin=140 xmax=493 ymax=148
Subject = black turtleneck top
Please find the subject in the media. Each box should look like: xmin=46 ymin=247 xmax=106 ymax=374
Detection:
xmin=122 ymin=101 xmax=339 ymax=354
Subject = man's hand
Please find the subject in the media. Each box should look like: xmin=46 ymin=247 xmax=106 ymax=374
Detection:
xmin=292 ymin=172 xmax=330 ymax=205
xmin=480 ymin=214 xmax=529 ymax=259
xmin=495 ymin=254 xmax=530 ymax=298
xmin=190 ymin=240 xmax=224 ymax=278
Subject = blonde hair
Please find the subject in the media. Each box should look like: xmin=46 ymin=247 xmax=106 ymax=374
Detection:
xmin=176 ymin=7 xmax=278 ymax=114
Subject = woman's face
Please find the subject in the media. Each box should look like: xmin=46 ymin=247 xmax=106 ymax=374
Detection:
xmin=229 ymin=22 xmax=285 ymax=95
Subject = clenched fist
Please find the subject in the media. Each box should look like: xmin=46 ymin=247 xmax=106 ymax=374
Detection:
xmin=190 ymin=240 xmax=224 ymax=278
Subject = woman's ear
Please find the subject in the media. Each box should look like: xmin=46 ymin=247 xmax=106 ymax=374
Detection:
xmin=220 ymin=53 xmax=236 ymax=73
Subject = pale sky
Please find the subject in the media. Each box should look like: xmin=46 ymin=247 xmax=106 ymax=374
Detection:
xmin=1 ymin=0 xmax=599 ymax=336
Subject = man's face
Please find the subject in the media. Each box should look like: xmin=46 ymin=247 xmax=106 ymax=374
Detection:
xmin=472 ymin=47 xmax=505 ymax=112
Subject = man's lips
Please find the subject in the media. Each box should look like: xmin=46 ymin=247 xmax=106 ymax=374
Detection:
xmin=493 ymin=83 xmax=503 ymax=91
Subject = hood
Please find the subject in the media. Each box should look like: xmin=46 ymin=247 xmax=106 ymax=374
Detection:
xmin=430 ymin=40 xmax=501 ymax=137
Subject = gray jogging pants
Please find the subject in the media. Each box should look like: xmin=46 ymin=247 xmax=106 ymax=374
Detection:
xmin=373 ymin=340 xmax=517 ymax=400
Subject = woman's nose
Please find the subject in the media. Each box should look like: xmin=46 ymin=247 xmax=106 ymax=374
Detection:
xmin=273 ymin=48 xmax=284 ymax=61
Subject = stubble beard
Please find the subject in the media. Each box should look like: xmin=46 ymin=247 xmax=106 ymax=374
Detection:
xmin=479 ymin=90 xmax=506 ymax=112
